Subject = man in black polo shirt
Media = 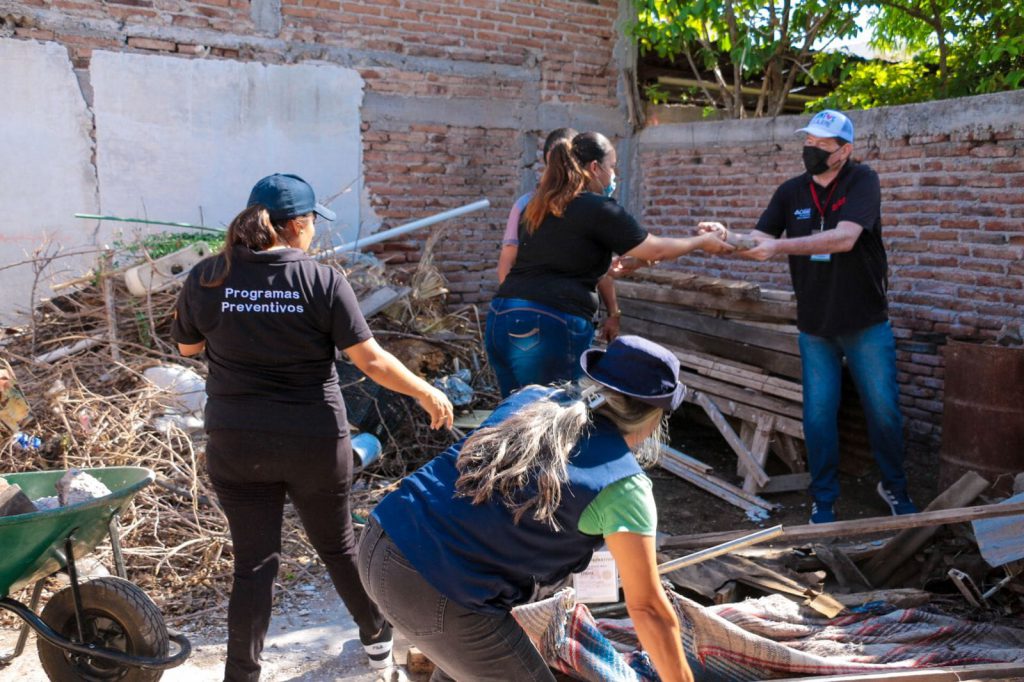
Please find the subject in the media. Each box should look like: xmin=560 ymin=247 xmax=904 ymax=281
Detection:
xmin=718 ymin=110 xmax=917 ymax=524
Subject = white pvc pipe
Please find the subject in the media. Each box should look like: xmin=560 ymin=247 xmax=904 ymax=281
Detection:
xmin=325 ymin=199 xmax=491 ymax=257
xmin=657 ymin=524 xmax=784 ymax=575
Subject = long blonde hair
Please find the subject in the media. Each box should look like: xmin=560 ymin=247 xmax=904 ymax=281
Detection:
xmin=454 ymin=379 xmax=665 ymax=530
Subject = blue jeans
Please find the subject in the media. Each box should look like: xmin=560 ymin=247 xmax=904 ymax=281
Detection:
xmin=485 ymin=297 xmax=595 ymax=398
xmin=799 ymin=321 xmax=907 ymax=503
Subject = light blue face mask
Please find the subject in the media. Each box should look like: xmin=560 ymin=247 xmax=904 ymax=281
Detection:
xmin=603 ymin=172 xmax=617 ymax=198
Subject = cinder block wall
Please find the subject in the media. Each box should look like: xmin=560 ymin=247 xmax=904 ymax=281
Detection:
xmin=0 ymin=0 xmax=633 ymax=314
xmin=634 ymin=92 xmax=1024 ymax=456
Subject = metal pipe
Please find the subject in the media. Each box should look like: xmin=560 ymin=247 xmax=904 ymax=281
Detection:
xmin=74 ymin=214 xmax=225 ymax=233
xmin=325 ymin=199 xmax=490 ymax=257
xmin=657 ymin=524 xmax=784 ymax=575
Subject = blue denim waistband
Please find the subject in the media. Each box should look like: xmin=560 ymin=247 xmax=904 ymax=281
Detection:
xmin=489 ymin=297 xmax=587 ymax=322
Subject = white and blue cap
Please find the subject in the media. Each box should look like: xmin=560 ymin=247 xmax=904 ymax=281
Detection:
xmin=797 ymin=110 xmax=854 ymax=144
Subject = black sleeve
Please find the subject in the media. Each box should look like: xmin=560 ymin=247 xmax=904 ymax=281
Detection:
xmin=170 ymin=273 xmax=204 ymax=344
xmin=331 ymin=271 xmax=374 ymax=352
xmin=755 ymin=184 xmax=789 ymax=238
xmin=837 ymin=166 xmax=881 ymax=232
xmin=591 ymin=199 xmax=648 ymax=255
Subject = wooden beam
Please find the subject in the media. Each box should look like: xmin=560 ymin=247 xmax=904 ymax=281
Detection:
xmin=694 ymin=391 xmax=769 ymax=488
xmin=659 ymin=444 xmax=713 ymax=474
xmin=675 ymin=349 xmax=803 ymax=403
xmin=658 ymin=457 xmax=771 ymax=513
xmin=681 ymin=370 xmax=803 ymax=420
xmin=626 ymin=299 xmax=800 ymax=356
xmin=616 ymin=279 xmax=798 ymax=322
xmin=757 ymin=473 xmax=812 ymax=494
xmin=742 ymin=415 xmax=775 ymax=493
xmin=684 ymin=388 xmax=805 ymax=440
xmin=661 ymin=500 xmax=1024 ymax=550
xmin=623 ymin=315 xmax=803 ymax=379
xmin=861 ymin=471 xmax=990 ymax=587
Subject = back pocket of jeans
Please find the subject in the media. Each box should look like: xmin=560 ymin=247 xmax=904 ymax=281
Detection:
xmin=506 ymin=314 xmax=541 ymax=353
xmin=381 ymin=547 xmax=447 ymax=636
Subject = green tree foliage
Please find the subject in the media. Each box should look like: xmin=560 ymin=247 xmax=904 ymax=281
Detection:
xmin=634 ymin=0 xmax=1024 ymax=116
xmin=632 ymin=0 xmax=863 ymax=117
xmin=814 ymin=0 xmax=1024 ymax=110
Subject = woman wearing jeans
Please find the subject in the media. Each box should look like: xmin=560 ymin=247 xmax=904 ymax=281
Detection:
xmin=486 ymin=131 xmax=733 ymax=397
xmin=359 ymin=336 xmax=697 ymax=682
xmin=172 ymin=173 xmax=453 ymax=680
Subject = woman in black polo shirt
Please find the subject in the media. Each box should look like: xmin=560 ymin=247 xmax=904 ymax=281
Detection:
xmin=172 ymin=173 xmax=454 ymax=681
xmin=487 ymin=131 xmax=733 ymax=397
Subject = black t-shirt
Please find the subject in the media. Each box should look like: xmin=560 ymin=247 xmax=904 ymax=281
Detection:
xmin=496 ymin=192 xmax=648 ymax=318
xmin=171 ymin=246 xmax=372 ymax=436
xmin=755 ymin=161 xmax=889 ymax=337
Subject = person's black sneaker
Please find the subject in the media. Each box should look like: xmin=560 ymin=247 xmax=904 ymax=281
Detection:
xmin=877 ymin=482 xmax=918 ymax=515
xmin=360 ymin=622 xmax=393 ymax=670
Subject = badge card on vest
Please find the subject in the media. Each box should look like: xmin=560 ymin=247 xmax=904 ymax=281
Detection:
xmin=572 ymin=550 xmax=619 ymax=604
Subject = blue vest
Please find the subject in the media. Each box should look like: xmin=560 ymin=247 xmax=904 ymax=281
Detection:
xmin=372 ymin=386 xmax=643 ymax=615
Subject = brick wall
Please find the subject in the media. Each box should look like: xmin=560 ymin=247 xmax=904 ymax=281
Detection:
xmin=635 ymin=92 xmax=1024 ymax=456
xmin=3 ymin=0 xmax=629 ymax=309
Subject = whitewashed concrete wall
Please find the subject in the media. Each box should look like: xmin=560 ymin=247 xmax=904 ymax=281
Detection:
xmin=0 ymin=40 xmax=365 ymax=324
xmin=0 ymin=39 xmax=98 ymax=318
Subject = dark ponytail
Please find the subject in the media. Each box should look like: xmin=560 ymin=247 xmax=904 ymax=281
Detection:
xmin=201 ymin=205 xmax=287 ymax=287
xmin=522 ymin=131 xmax=614 ymax=234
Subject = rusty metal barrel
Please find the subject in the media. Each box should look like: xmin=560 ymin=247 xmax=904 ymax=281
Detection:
xmin=939 ymin=340 xmax=1024 ymax=495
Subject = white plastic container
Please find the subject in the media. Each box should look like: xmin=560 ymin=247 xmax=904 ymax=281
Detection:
xmin=124 ymin=242 xmax=211 ymax=296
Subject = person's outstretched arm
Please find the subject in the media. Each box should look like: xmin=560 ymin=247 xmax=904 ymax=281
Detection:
xmin=606 ymin=532 xmax=693 ymax=682
xmin=624 ymin=228 xmax=734 ymax=263
xmin=596 ymin=275 xmax=621 ymax=341
xmin=344 ymin=337 xmax=454 ymax=430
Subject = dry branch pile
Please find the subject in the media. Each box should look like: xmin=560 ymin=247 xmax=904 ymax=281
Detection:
xmin=0 ymin=238 xmax=490 ymax=622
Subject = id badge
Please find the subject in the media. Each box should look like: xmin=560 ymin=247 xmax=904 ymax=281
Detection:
xmin=810 ymin=253 xmax=831 ymax=262
xmin=572 ymin=550 xmax=619 ymax=604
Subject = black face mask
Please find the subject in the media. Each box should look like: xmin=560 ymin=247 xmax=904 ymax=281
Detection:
xmin=802 ymin=146 xmax=834 ymax=175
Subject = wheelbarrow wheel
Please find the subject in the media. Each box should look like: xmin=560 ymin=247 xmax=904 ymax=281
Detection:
xmin=37 ymin=576 xmax=169 ymax=681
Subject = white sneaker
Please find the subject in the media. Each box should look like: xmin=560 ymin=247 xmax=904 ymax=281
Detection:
xmin=361 ymin=622 xmax=393 ymax=670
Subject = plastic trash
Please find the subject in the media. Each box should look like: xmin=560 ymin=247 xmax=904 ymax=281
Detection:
xmin=13 ymin=432 xmax=42 ymax=450
xmin=352 ymin=432 xmax=382 ymax=470
xmin=433 ymin=368 xmax=474 ymax=406
xmin=143 ymin=364 xmax=207 ymax=416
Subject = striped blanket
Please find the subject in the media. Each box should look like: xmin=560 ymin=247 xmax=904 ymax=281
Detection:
xmin=511 ymin=588 xmax=1024 ymax=681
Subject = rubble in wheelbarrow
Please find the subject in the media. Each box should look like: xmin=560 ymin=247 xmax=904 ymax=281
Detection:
xmin=0 ymin=228 xmax=493 ymax=623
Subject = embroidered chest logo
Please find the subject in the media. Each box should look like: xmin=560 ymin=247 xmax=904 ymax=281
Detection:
xmin=831 ymin=197 xmax=847 ymax=211
xmin=794 ymin=208 xmax=812 ymax=220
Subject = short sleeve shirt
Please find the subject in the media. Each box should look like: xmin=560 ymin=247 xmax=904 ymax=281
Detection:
xmin=577 ymin=473 xmax=657 ymax=537
xmin=171 ymin=246 xmax=372 ymax=436
xmin=496 ymin=193 xmax=648 ymax=319
xmin=502 ymin=192 xmax=533 ymax=246
xmin=755 ymin=162 xmax=889 ymax=337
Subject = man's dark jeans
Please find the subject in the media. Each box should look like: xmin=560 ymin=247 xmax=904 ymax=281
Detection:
xmin=358 ymin=517 xmax=555 ymax=682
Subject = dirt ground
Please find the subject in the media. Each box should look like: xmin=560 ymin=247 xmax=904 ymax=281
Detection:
xmin=0 ymin=408 xmax=942 ymax=681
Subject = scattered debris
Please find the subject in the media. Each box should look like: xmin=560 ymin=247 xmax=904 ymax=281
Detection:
xmin=56 ymin=468 xmax=112 ymax=506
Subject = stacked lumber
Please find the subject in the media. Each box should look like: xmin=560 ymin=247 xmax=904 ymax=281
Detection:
xmin=618 ymin=269 xmax=807 ymax=494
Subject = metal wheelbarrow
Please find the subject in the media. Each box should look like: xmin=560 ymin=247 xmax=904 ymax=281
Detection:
xmin=0 ymin=466 xmax=190 ymax=680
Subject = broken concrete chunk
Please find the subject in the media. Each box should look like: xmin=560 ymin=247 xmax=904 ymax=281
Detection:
xmin=0 ymin=477 xmax=40 ymax=517
xmin=56 ymin=469 xmax=112 ymax=506
xmin=33 ymin=495 xmax=60 ymax=511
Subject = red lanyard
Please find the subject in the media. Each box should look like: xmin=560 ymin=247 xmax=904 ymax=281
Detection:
xmin=809 ymin=180 xmax=839 ymax=231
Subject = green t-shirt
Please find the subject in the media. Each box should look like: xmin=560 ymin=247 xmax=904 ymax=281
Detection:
xmin=577 ymin=473 xmax=657 ymax=537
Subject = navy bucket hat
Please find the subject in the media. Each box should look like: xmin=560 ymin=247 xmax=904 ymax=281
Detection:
xmin=580 ymin=335 xmax=687 ymax=412
xmin=247 ymin=173 xmax=336 ymax=222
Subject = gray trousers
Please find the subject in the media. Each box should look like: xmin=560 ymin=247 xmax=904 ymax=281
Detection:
xmin=357 ymin=517 xmax=555 ymax=682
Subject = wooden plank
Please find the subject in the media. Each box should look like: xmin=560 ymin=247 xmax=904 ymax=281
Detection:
xmin=622 ymin=315 xmax=803 ymax=379
xmin=659 ymin=454 xmax=776 ymax=510
xmin=358 ymin=285 xmax=411 ymax=319
xmin=687 ymin=391 xmax=805 ymax=440
xmin=772 ymin=663 xmax=1024 ymax=682
xmin=813 ymin=543 xmax=873 ymax=592
xmin=661 ymin=500 xmax=1024 ymax=550
xmin=694 ymin=391 xmax=769 ymax=488
xmin=862 ymin=471 xmax=990 ymax=587
xmin=616 ymin=279 xmax=798 ymax=322
xmin=659 ymin=444 xmax=713 ymax=474
xmin=627 ymin=270 xmax=762 ymax=300
xmin=742 ymin=415 xmax=774 ymax=493
xmin=771 ymin=433 xmax=806 ymax=473
xmin=626 ymin=299 xmax=800 ymax=356
xmin=681 ymin=371 xmax=803 ymax=420
xmin=676 ymin=348 xmax=803 ymax=403
xmin=658 ymin=457 xmax=764 ymax=513
xmin=757 ymin=473 xmax=812 ymax=494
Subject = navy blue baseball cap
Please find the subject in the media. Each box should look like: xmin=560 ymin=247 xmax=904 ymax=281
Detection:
xmin=247 ymin=173 xmax=336 ymax=222
xmin=580 ymin=335 xmax=687 ymax=412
